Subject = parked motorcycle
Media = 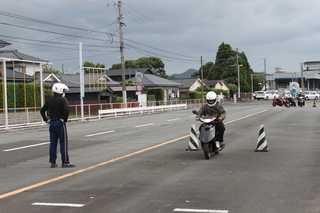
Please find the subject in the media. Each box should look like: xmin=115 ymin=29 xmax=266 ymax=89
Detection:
xmin=297 ymin=96 xmax=305 ymax=107
xmin=192 ymin=110 xmax=220 ymax=159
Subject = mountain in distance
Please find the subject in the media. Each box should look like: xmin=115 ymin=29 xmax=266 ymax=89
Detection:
xmin=172 ymin=68 xmax=198 ymax=78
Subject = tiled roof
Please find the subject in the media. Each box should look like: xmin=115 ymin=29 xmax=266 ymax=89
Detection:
xmin=127 ymin=74 xmax=182 ymax=87
xmin=0 ymin=40 xmax=12 ymax=48
xmin=0 ymin=50 xmax=47 ymax=63
xmin=171 ymin=78 xmax=201 ymax=88
xmin=105 ymin=68 xmax=154 ymax=76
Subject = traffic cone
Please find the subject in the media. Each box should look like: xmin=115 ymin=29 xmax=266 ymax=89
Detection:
xmin=186 ymin=124 xmax=200 ymax=151
xmin=313 ymin=99 xmax=316 ymax=107
xmin=255 ymin=123 xmax=269 ymax=152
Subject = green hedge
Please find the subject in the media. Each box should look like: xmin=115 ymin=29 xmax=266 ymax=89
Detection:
xmin=147 ymin=88 xmax=164 ymax=101
xmin=189 ymin=89 xmax=229 ymax=99
xmin=0 ymin=83 xmax=52 ymax=108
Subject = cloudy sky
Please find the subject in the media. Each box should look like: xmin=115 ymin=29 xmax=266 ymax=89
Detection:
xmin=1 ymin=0 xmax=319 ymax=75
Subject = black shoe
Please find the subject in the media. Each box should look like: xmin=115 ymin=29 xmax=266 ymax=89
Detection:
xmin=62 ymin=162 xmax=76 ymax=168
xmin=50 ymin=163 xmax=57 ymax=168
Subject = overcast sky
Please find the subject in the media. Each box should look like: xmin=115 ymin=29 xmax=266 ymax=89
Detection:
xmin=1 ymin=0 xmax=319 ymax=75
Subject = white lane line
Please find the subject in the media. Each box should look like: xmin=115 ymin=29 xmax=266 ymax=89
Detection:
xmin=32 ymin=202 xmax=84 ymax=208
xmin=167 ymin=118 xmax=181 ymax=122
xmin=3 ymin=142 xmax=49 ymax=152
xmin=135 ymin=123 xmax=154 ymax=128
xmin=173 ymin=208 xmax=228 ymax=213
xmin=85 ymin=130 xmax=115 ymax=137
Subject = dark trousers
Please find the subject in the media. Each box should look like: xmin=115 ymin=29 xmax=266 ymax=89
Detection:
xmin=49 ymin=121 xmax=69 ymax=164
xmin=215 ymin=122 xmax=226 ymax=142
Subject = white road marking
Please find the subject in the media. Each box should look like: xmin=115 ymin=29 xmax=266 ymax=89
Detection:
xmin=167 ymin=118 xmax=181 ymax=122
xmin=85 ymin=130 xmax=115 ymax=137
xmin=32 ymin=202 xmax=84 ymax=207
xmin=173 ymin=208 xmax=229 ymax=213
xmin=135 ymin=123 xmax=154 ymax=128
xmin=3 ymin=142 xmax=49 ymax=152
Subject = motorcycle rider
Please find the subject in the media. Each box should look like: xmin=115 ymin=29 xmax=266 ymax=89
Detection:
xmin=297 ymin=91 xmax=305 ymax=106
xmin=285 ymin=91 xmax=296 ymax=106
xmin=196 ymin=91 xmax=226 ymax=150
xmin=297 ymin=91 xmax=304 ymax=98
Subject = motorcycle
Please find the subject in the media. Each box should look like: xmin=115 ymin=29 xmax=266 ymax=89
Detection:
xmin=297 ymin=96 xmax=305 ymax=107
xmin=285 ymin=97 xmax=296 ymax=107
xmin=288 ymin=97 xmax=297 ymax=107
xmin=272 ymin=96 xmax=286 ymax=107
xmin=192 ymin=110 xmax=220 ymax=159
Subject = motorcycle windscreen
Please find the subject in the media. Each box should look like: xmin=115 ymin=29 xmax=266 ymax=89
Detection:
xmin=199 ymin=125 xmax=216 ymax=143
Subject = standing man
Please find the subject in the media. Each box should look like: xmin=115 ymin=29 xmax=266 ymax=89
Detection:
xmin=40 ymin=83 xmax=75 ymax=168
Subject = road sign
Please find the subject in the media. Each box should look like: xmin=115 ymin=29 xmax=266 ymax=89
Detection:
xmin=136 ymin=84 xmax=143 ymax=92
xmin=135 ymin=72 xmax=143 ymax=82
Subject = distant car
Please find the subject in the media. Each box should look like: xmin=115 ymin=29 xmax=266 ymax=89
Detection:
xmin=252 ymin=91 xmax=261 ymax=99
xmin=255 ymin=91 xmax=275 ymax=100
xmin=301 ymin=91 xmax=319 ymax=100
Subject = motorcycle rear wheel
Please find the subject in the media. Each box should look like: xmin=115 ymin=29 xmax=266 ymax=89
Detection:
xmin=202 ymin=143 xmax=211 ymax=159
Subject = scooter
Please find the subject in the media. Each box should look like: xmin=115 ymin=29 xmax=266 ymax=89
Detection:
xmin=285 ymin=97 xmax=296 ymax=107
xmin=192 ymin=110 xmax=220 ymax=159
xmin=297 ymin=96 xmax=305 ymax=107
xmin=272 ymin=96 xmax=286 ymax=107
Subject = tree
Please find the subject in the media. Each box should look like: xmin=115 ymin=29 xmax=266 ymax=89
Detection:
xmin=197 ymin=42 xmax=256 ymax=93
xmin=43 ymin=66 xmax=62 ymax=74
xmin=83 ymin=62 xmax=106 ymax=73
xmin=191 ymin=62 xmax=214 ymax=79
xmin=110 ymin=57 xmax=167 ymax=77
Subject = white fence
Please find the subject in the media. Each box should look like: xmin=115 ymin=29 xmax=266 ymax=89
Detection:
xmin=98 ymin=104 xmax=187 ymax=119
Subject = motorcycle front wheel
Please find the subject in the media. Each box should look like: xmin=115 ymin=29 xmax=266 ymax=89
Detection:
xmin=202 ymin=143 xmax=211 ymax=159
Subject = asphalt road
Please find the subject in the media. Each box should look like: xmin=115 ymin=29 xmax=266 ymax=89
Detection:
xmin=0 ymin=99 xmax=320 ymax=213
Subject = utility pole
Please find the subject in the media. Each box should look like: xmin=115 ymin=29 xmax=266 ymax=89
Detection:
xmin=200 ymin=56 xmax=204 ymax=105
xmin=301 ymin=62 xmax=305 ymax=89
xmin=263 ymin=58 xmax=267 ymax=90
xmin=117 ymin=1 xmax=127 ymax=108
xmin=236 ymin=48 xmax=240 ymax=99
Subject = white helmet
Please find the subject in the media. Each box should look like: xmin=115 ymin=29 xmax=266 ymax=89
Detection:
xmin=52 ymin=83 xmax=69 ymax=95
xmin=206 ymin=91 xmax=217 ymax=106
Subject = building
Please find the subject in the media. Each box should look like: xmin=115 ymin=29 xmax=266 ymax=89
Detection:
xmin=266 ymin=61 xmax=320 ymax=91
xmin=171 ymin=78 xmax=203 ymax=97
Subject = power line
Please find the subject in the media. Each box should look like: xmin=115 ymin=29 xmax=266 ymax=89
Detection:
xmin=123 ymin=2 xmax=208 ymax=51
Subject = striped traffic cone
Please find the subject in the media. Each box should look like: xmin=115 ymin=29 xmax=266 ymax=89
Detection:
xmin=186 ymin=124 xmax=200 ymax=151
xmin=255 ymin=123 xmax=269 ymax=152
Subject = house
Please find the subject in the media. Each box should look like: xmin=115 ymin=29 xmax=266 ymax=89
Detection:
xmin=33 ymin=72 xmax=120 ymax=104
xmin=126 ymin=74 xmax=182 ymax=101
xmin=107 ymin=68 xmax=155 ymax=82
xmin=109 ymin=85 xmax=148 ymax=101
xmin=171 ymin=78 xmax=204 ymax=97
xmin=0 ymin=49 xmax=48 ymax=77
xmin=0 ymin=40 xmax=48 ymax=83
xmin=203 ymin=80 xmax=230 ymax=94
